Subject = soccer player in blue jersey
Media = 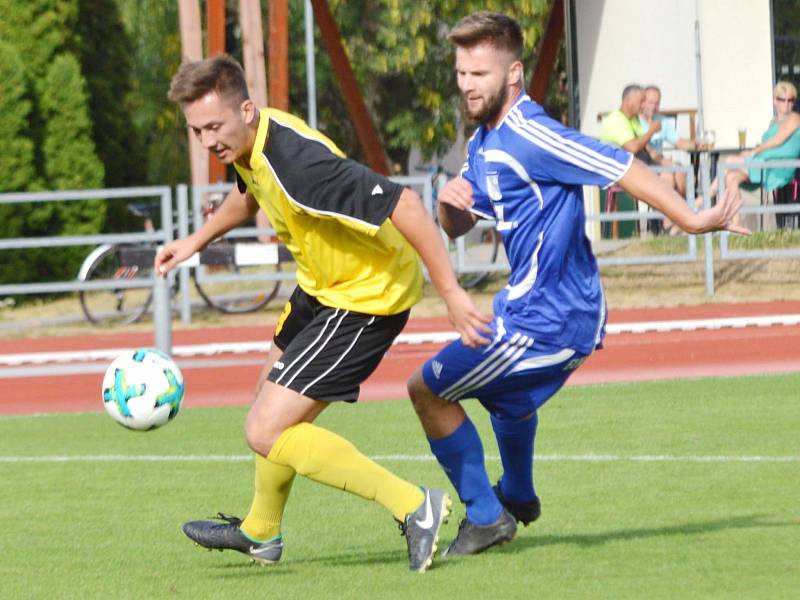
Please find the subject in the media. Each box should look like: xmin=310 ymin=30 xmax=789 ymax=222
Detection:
xmin=407 ymin=11 xmax=749 ymax=557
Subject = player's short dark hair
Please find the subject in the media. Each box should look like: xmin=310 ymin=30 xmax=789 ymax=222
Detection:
xmin=168 ymin=54 xmax=250 ymax=107
xmin=621 ymin=84 xmax=643 ymax=101
xmin=448 ymin=11 xmax=523 ymax=60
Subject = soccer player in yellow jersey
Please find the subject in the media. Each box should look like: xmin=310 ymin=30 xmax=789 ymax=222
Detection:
xmin=155 ymin=55 xmax=491 ymax=573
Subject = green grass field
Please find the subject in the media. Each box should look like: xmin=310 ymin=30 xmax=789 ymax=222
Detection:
xmin=2 ymin=374 xmax=798 ymax=599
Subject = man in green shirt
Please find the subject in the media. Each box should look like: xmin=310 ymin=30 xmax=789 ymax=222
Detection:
xmin=601 ymin=84 xmax=679 ymax=234
xmin=600 ymin=84 xmax=660 ymax=164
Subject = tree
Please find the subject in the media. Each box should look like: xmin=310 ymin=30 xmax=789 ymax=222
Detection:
xmin=75 ymin=0 xmax=147 ymax=188
xmin=24 ymin=53 xmax=106 ymax=283
xmin=0 ymin=41 xmax=38 ymax=286
xmin=115 ymin=0 xmax=188 ymax=187
xmin=0 ymin=0 xmax=80 ymax=93
xmin=0 ymin=41 xmax=37 ymax=193
xmin=287 ymin=0 xmax=550 ymax=167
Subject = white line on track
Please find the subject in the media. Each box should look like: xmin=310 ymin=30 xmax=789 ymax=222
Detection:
xmin=0 ymin=453 xmax=797 ymax=463
xmin=2 ymin=314 xmax=800 ymax=367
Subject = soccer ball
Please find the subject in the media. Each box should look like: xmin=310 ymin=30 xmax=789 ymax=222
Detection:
xmin=102 ymin=348 xmax=184 ymax=431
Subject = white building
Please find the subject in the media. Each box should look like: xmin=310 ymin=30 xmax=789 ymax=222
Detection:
xmin=573 ymin=0 xmax=775 ymax=149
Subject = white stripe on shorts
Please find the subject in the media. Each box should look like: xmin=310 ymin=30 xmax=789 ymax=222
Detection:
xmin=439 ymin=333 xmax=523 ymax=398
xmin=284 ymin=309 xmax=349 ymax=387
xmin=275 ymin=308 xmax=344 ymax=385
xmin=507 ymin=348 xmax=576 ymax=374
xmin=450 ymin=339 xmax=533 ymax=397
xmin=440 ymin=334 xmax=533 ymax=401
xmin=300 ymin=316 xmax=375 ymax=395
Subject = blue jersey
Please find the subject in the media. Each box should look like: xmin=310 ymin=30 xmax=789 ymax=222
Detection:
xmin=462 ymin=94 xmax=632 ymax=355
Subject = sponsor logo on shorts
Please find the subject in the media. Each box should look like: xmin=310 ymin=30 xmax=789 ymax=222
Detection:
xmin=274 ymin=361 xmax=285 ymax=370
xmin=431 ymin=360 xmax=443 ymax=379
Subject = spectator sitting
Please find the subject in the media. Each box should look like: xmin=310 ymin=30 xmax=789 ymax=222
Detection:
xmin=699 ymin=81 xmax=800 ymax=214
xmin=600 ymin=84 xmax=660 ymax=164
xmin=601 ymin=84 xmax=675 ymax=233
xmin=639 ymin=84 xmax=696 ymax=197
xmin=639 ymin=85 xmax=696 ymax=155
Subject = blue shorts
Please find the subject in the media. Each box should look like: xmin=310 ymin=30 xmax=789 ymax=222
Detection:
xmin=421 ymin=318 xmax=590 ymax=420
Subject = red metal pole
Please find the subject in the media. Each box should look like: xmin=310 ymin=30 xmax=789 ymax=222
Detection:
xmin=269 ymin=0 xmax=290 ymax=112
xmin=207 ymin=0 xmax=227 ymax=183
xmin=310 ymin=0 xmax=390 ymax=175
xmin=528 ymin=0 xmax=564 ymax=104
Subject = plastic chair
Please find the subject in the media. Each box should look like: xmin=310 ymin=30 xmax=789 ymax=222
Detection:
xmin=603 ymin=185 xmax=623 ymax=239
xmin=604 ymin=185 xmax=642 ymax=239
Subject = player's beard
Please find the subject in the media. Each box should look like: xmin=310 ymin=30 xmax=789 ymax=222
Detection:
xmin=464 ymin=84 xmax=508 ymax=126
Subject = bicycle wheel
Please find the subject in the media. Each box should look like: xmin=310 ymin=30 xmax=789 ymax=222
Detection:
xmin=192 ymin=241 xmax=284 ymax=314
xmin=79 ymin=245 xmax=153 ymax=326
xmin=459 ymin=227 xmax=502 ymax=290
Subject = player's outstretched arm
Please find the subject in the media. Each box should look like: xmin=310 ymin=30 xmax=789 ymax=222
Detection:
xmin=618 ymin=160 xmax=750 ymax=235
xmin=391 ymin=188 xmax=491 ymax=348
xmin=154 ymin=186 xmax=259 ymax=276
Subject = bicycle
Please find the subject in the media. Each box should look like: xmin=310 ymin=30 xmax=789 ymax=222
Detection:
xmin=416 ymin=164 xmax=502 ymax=289
xmin=77 ymin=202 xmax=288 ymax=326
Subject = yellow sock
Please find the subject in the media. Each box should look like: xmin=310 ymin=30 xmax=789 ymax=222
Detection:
xmin=240 ymin=454 xmax=296 ymax=541
xmin=267 ymin=422 xmax=425 ymax=522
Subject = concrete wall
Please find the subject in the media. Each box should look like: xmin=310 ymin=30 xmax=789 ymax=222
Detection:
xmin=697 ymin=0 xmax=774 ymax=149
xmin=576 ymin=0 xmax=774 ymax=150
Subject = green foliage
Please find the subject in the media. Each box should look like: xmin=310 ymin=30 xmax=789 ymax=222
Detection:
xmin=0 ymin=42 xmax=38 ymax=287
xmin=0 ymin=42 xmax=37 ymax=193
xmin=115 ymin=0 xmax=187 ymax=187
xmin=41 ymin=55 xmax=105 ymax=193
xmin=75 ymin=0 xmax=146 ymax=188
xmin=0 ymin=0 xmax=80 ymax=92
xmin=288 ymin=0 xmax=550 ymax=166
xmin=23 ymin=53 xmax=106 ymax=283
xmin=0 ymin=0 xmax=563 ymax=290
xmin=0 ymin=0 xmax=143 ymax=288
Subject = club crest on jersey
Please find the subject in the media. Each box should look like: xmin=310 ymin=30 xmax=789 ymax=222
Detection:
xmin=486 ymin=173 xmax=502 ymax=200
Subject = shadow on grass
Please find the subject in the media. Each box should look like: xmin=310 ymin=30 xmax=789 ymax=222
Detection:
xmin=208 ymin=548 xmax=411 ymax=578
xmin=189 ymin=514 xmax=795 ymax=575
xmin=496 ymin=513 xmax=794 ymax=554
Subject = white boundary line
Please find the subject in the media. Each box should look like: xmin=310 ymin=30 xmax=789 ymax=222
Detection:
xmin=0 ymin=453 xmax=797 ymax=463
xmin=1 ymin=314 xmax=800 ymax=367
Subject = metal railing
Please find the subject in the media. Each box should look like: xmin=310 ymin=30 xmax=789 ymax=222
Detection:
xmin=717 ymin=158 xmax=800 ymax=260
xmin=2 ymin=160 xmax=797 ymax=352
xmin=586 ymin=163 xmax=699 ymax=267
xmin=0 ymin=187 xmax=174 ymax=352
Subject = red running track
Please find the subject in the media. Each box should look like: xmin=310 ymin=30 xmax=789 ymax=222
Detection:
xmin=2 ymin=301 xmax=799 ymax=416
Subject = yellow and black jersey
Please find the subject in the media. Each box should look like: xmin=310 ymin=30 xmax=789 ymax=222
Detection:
xmin=233 ymin=108 xmax=422 ymax=316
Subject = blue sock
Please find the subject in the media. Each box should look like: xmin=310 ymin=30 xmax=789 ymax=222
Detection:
xmin=491 ymin=412 xmax=539 ymax=504
xmin=428 ymin=418 xmax=502 ymax=525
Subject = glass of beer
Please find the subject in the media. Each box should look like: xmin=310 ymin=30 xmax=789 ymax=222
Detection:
xmin=738 ymin=128 xmax=747 ymax=149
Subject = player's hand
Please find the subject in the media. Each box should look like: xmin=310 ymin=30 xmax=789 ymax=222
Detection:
xmin=696 ymin=186 xmax=751 ymax=235
xmin=154 ymin=237 xmax=198 ymax=277
xmin=437 ymin=177 xmax=474 ymax=212
xmin=444 ymin=287 xmax=492 ymax=348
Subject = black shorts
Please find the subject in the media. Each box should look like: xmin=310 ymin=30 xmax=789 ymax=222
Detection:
xmin=268 ymin=286 xmax=409 ymax=402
